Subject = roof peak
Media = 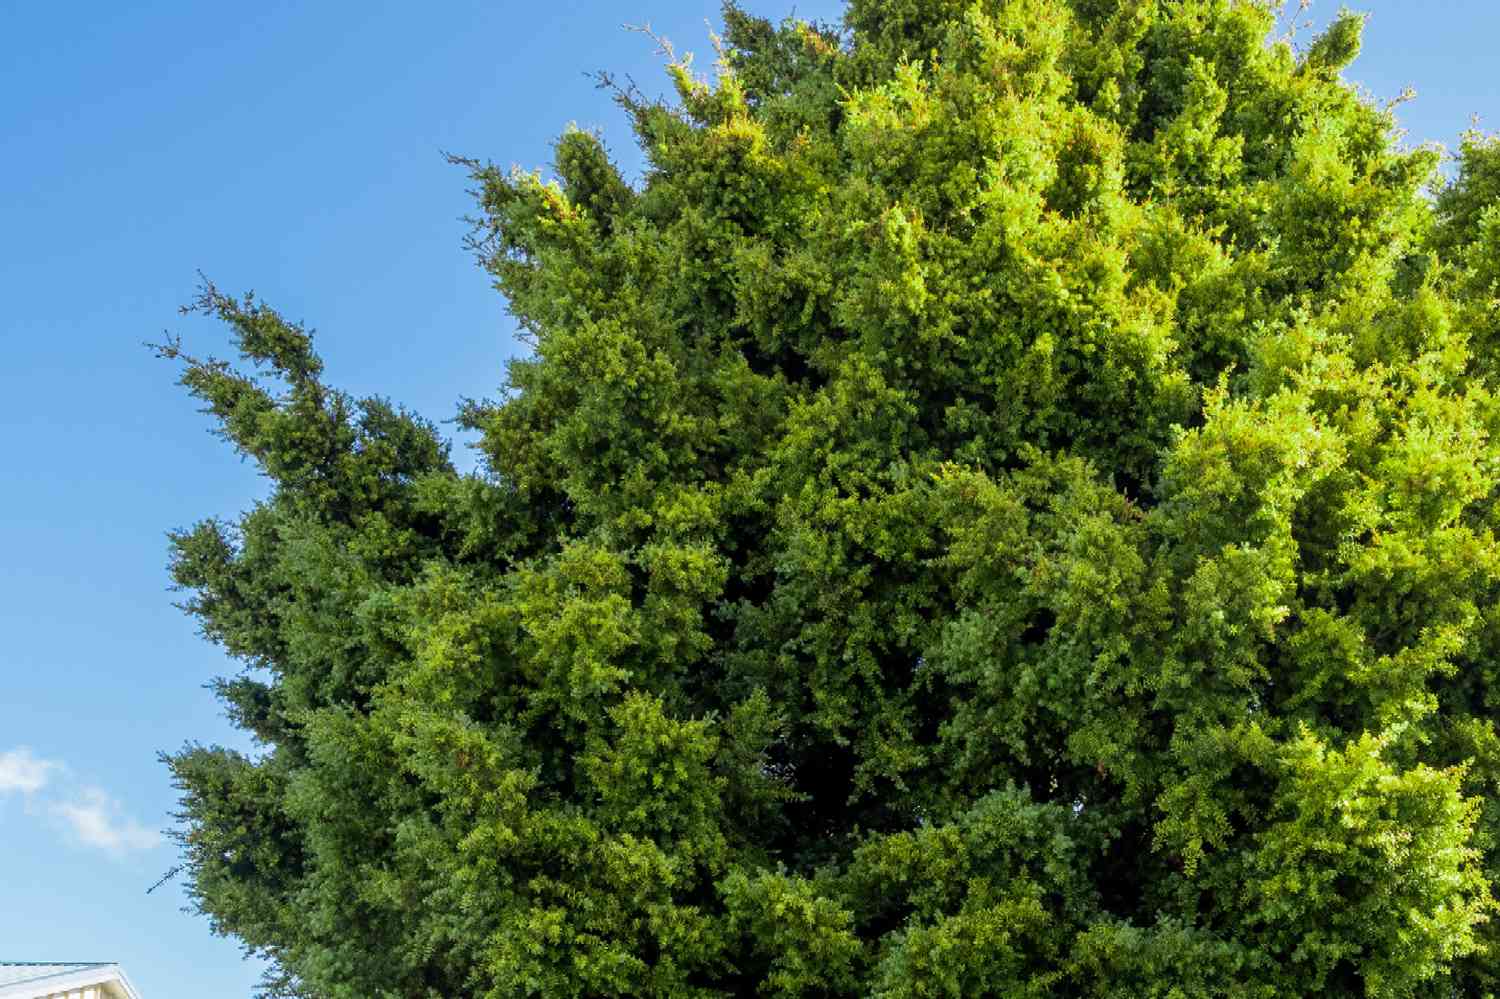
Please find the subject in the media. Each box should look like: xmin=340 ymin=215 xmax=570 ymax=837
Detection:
xmin=0 ymin=962 xmax=132 ymax=995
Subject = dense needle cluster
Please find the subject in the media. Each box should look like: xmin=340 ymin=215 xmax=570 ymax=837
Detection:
xmin=161 ymin=1 xmax=1500 ymax=995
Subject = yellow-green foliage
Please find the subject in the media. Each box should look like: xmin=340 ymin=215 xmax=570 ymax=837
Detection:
xmin=161 ymin=2 xmax=1500 ymax=995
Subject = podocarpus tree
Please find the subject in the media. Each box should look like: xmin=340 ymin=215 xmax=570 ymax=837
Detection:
xmin=160 ymin=1 xmax=1500 ymax=995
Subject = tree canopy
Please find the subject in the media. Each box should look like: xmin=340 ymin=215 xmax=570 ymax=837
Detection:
xmin=161 ymin=1 xmax=1500 ymax=995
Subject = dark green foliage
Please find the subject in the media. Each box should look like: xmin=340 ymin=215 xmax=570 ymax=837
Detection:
xmin=161 ymin=2 xmax=1500 ymax=995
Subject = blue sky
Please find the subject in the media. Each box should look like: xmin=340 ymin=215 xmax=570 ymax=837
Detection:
xmin=1 ymin=2 xmax=1495 ymax=996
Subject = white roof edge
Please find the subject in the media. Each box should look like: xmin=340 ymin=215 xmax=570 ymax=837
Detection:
xmin=112 ymin=965 xmax=142 ymax=999
xmin=0 ymin=965 xmax=140 ymax=999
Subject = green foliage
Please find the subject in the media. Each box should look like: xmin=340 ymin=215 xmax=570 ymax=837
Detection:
xmin=161 ymin=2 xmax=1500 ymax=995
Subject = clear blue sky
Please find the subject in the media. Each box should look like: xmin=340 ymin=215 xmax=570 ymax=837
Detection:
xmin=0 ymin=2 xmax=1494 ymax=996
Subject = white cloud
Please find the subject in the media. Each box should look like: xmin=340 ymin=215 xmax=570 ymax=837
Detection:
xmin=0 ymin=746 xmax=58 ymax=794
xmin=1 ymin=747 xmax=160 ymax=855
xmin=52 ymin=788 xmax=162 ymax=853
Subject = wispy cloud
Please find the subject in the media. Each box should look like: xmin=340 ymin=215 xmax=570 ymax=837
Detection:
xmin=52 ymin=788 xmax=162 ymax=853
xmin=0 ymin=746 xmax=59 ymax=794
xmin=1 ymin=746 xmax=161 ymax=854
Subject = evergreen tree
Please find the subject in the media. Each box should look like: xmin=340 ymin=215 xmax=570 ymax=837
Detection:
xmin=160 ymin=2 xmax=1500 ymax=995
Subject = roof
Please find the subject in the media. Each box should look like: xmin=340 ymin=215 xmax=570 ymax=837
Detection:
xmin=0 ymin=963 xmax=141 ymax=999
